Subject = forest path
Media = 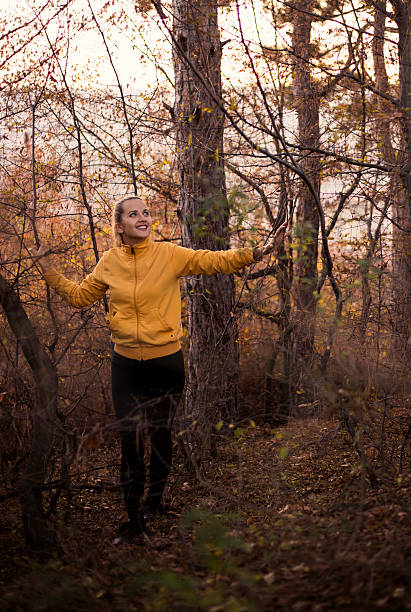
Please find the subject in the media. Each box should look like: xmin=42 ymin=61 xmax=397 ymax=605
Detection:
xmin=1 ymin=415 xmax=410 ymax=611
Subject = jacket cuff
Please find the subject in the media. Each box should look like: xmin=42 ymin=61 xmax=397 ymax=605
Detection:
xmin=242 ymin=248 xmax=255 ymax=265
xmin=42 ymin=268 xmax=62 ymax=288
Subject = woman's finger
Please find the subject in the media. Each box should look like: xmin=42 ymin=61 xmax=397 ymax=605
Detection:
xmin=36 ymin=244 xmax=48 ymax=257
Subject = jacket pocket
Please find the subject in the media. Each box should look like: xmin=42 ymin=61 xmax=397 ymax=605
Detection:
xmin=107 ymin=309 xmax=135 ymax=344
xmin=108 ymin=309 xmax=118 ymax=330
xmin=106 ymin=302 xmax=116 ymax=324
xmin=139 ymin=308 xmax=177 ymax=345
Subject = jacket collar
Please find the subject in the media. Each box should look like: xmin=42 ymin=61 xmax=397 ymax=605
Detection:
xmin=120 ymin=235 xmax=152 ymax=256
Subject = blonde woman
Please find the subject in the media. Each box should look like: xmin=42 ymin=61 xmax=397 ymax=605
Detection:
xmin=35 ymin=196 xmax=286 ymax=540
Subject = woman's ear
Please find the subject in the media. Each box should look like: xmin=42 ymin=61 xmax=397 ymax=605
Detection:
xmin=115 ymin=223 xmax=124 ymax=235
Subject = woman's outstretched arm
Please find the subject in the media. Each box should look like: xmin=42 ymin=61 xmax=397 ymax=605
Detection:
xmin=171 ymin=222 xmax=287 ymax=277
xmin=33 ymin=244 xmax=108 ymax=308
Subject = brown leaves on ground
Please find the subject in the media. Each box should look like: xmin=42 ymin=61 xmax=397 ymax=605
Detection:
xmin=0 ymin=415 xmax=410 ymax=611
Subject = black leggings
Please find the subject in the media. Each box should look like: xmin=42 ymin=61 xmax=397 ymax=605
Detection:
xmin=111 ymin=350 xmax=185 ymax=522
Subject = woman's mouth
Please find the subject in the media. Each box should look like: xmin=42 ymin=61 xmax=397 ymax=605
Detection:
xmin=136 ymin=225 xmax=148 ymax=230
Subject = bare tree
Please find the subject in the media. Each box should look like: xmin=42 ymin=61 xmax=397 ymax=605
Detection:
xmin=171 ymin=0 xmax=241 ymax=446
xmin=291 ymin=0 xmax=320 ymax=361
xmin=0 ymin=269 xmax=58 ymax=551
xmin=389 ymin=0 xmax=411 ymax=354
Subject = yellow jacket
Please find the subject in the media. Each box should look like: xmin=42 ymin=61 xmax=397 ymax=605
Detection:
xmin=43 ymin=236 xmax=254 ymax=360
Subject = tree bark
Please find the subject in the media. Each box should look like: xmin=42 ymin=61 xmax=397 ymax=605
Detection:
xmin=391 ymin=0 xmax=411 ymax=353
xmin=0 ymin=271 xmax=58 ymax=551
xmin=291 ymin=1 xmax=320 ymax=363
xmin=172 ymin=0 xmax=239 ymax=445
xmin=374 ymin=0 xmax=411 ymax=355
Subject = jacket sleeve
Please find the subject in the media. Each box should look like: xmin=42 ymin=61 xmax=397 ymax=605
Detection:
xmin=170 ymin=244 xmax=254 ymax=278
xmin=42 ymin=255 xmax=108 ymax=308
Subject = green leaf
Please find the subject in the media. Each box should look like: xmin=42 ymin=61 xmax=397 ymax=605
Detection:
xmin=278 ymin=446 xmax=289 ymax=459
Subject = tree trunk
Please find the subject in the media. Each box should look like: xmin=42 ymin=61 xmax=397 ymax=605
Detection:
xmin=374 ymin=0 xmax=411 ymax=355
xmin=392 ymin=0 xmax=411 ymax=354
xmin=0 ymin=271 xmax=58 ymax=551
xmin=264 ymin=178 xmax=293 ymax=422
xmin=291 ymin=1 xmax=320 ymax=371
xmin=172 ymin=0 xmax=239 ymax=453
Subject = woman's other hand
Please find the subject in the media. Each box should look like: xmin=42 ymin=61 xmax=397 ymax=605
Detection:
xmin=32 ymin=243 xmax=52 ymax=272
xmin=253 ymin=221 xmax=287 ymax=261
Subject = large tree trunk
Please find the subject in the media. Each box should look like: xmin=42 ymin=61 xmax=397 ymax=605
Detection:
xmin=0 ymin=271 xmax=58 ymax=551
xmin=291 ymin=1 xmax=320 ymax=369
xmin=374 ymin=0 xmax=411 ymax=356
xmin=172 ymin=0 xmax=239 ymax=450
xmin=392 ymin=0 xmax=411 ymax=354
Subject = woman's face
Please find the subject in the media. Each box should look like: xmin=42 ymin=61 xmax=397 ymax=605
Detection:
xmin=117 ymin=198 xmax=153 ymax=246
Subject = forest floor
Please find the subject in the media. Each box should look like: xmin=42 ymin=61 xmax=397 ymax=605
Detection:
xmin=1 ymin=413 xmax=410 ymax=611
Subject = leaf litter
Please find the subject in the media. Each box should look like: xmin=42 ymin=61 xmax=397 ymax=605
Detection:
xmin=0 ymin=414 xmax=410 ymax=611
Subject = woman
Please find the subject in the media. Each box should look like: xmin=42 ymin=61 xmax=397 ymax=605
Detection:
xmin=35 ymin=195 xmax=286 ymax=540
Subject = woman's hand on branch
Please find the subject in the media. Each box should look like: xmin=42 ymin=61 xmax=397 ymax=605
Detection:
xmin=253 ymin=221 xmax=287 ymax=262
xmin=32 ymin=243 xmax=52 ymax=272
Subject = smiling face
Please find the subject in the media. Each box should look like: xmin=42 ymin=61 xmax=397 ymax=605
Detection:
xmin=116 ymin=198 xmax=153 ymax=246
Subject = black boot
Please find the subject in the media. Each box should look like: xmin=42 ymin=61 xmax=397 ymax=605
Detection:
xmin=143 ymin=496 xmax=165 ymax=520
xmin=116 ymin=513 xmax=146 ymax=542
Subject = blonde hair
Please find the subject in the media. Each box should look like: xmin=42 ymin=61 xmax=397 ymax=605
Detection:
xmin=112 ymin=195 xmax=145 ymax=247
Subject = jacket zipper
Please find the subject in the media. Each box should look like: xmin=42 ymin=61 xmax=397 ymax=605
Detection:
xmin=132 ymin=247 xmax=139 ymax=347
